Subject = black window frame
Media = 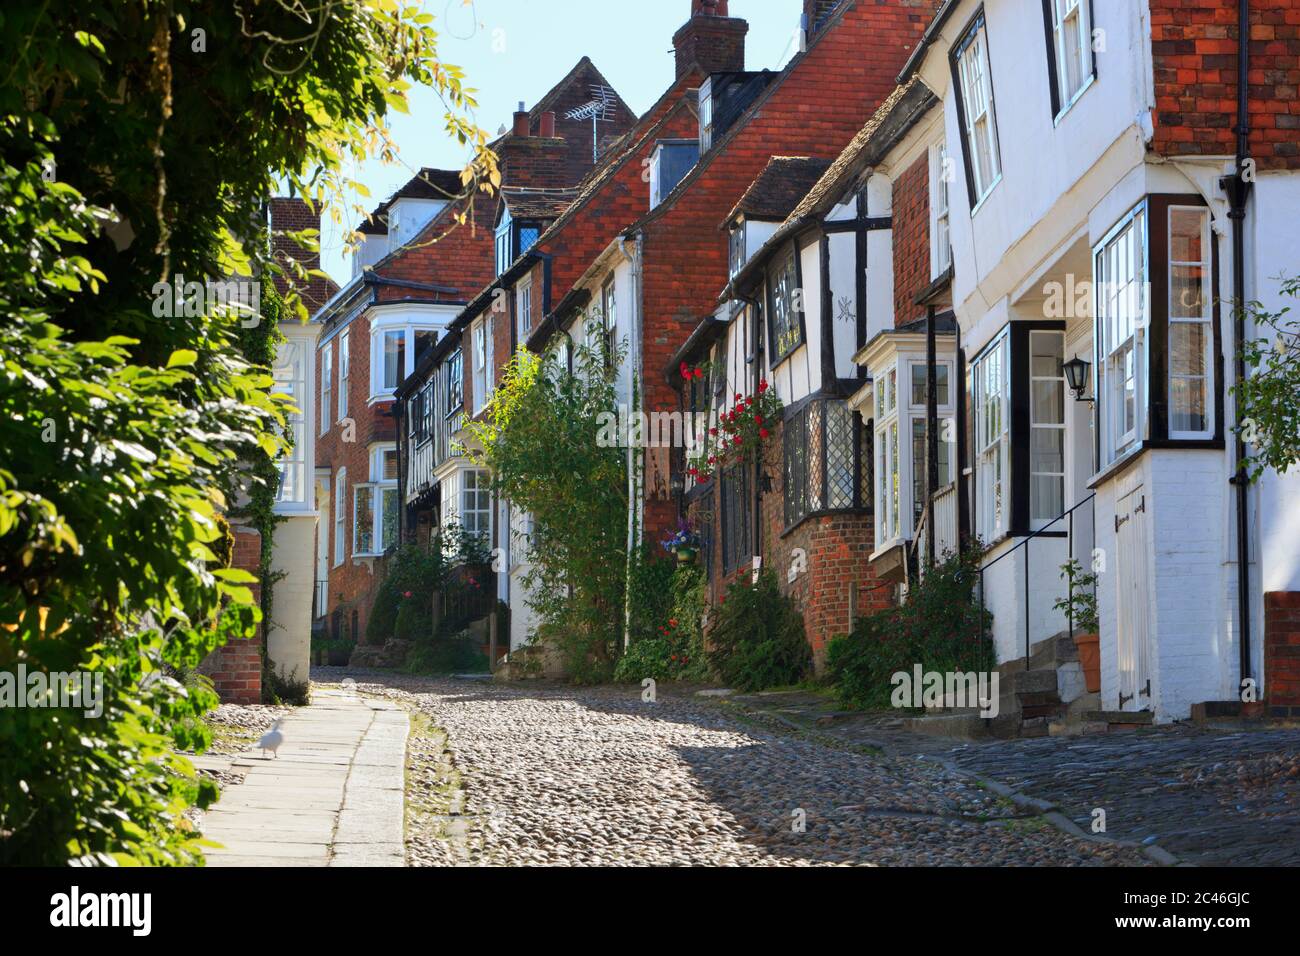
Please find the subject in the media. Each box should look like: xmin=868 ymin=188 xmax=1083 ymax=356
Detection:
xmin=949 ymin=6 xmax=1002 ymax=213
xmin=1040 ymin=0 xmax=1098 ymax=119
xmin=782 ymin=395 xmax=869 ymax=532
xmin=720 ymin=463 xmax=752 ymax=575
xmin=445 ymin=348 xmax=464 ymax=415
xmin=766 ymin=243 xmax=806 ymax=368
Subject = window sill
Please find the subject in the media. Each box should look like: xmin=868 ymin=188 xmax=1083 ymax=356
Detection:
xmin=1052 ymin=73 xmax=1096 ymax=128
xmin=969 ymin=174 xmax=1002 ymax=217
xmin=367 ymin=392 xmax=397 ymax=407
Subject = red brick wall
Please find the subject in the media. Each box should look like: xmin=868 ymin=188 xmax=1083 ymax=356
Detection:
xmin=892 ymin=154 xmax=930 ymax=328
xmin=267 ymin=198 xmax=338 ymax=313
xmin=687 ymin=417 xmax=892 ymax=669
xmin=202 ymin=529 xmax=263 ymax=705
xmin=642 ymin=0 xmax=937 ymax=542
xmin=1150 ymin=0 xmax=1300 ymax=169
xmin=1266 ymin=591 xmax=1300 ymax=714
xmin=315 ymin=313 xmax=394 ymax=640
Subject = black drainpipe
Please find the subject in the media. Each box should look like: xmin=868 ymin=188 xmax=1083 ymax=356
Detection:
xmin=1221 ymin=0 xmax=1254 ymax=692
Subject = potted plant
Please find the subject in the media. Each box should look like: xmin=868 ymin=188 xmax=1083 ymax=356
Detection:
xmin=662 ymin=518 xmax=701 ymax=563
xmin=1054 ymin=559 xmax=1100 ymax=693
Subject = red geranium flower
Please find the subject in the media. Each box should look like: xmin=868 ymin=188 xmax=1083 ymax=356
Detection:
xmin=669 ymin=618 xmax=678 ymax=628
xmin=694 ymin=368 xmax=704 ymax=379
xmin=758 ymin=380 xmax=769 ymax=393
xmin=734 ymin=393 xmax=743 ymax=402
xmin=759 ymin=428 xmax=770 ymax=439
xmin=754 ymin=415 xmax=764 ymax=425
xmin=733 ymin=436 xmax=743 ymax=446
xmin=709 ymin=427 xmax=718 ymax=436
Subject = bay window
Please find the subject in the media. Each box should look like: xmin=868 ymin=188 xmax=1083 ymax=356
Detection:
xmin=1095 ymin=202 xmax=1147 ymax=464
xmin=274 ymin=340 xmax=308 ymax=508
xmin=869 ymin=358 xmax=956 ymax=547
xmin=370 ymin=321 xmax=439 ymax=400
xmin=785 ymin=398 xmax=868 ymax=530
xmin=1093 ymin=197 xmax=1220 ymax=467
xmin=1029 ymin=331 xmax=1066 ymax=526
xmin=1167 ymin=206 xmax=1213 ymax=439
xmin=973 ymin=332 xmax=1009 ymax=541
xmin=381 ymin=329 xmax=405 ymax=392
xmin=953 ymin=12 xmax=1002 ymax=207
xmin=462 ymin=469 xmax=492 ymax=542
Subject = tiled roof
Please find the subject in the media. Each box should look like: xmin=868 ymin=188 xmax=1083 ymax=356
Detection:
xmin=357 ymin=168 xmax=467 ymax=235
xmin=500 ymin=187 xmax=579 ymax=221
xmin=724 ymin=157 xmax=832 ymax=226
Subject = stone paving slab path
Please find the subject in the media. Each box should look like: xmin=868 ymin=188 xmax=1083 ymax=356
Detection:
xmin=202 ymin=688 xmax=409 ymax=867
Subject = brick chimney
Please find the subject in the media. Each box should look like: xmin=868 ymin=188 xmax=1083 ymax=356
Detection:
xmin=673 ymin=0 xmax=747 ymax=79
xmin=539 ymin=110 xmax=557 ymax=138
xmin=512 ymin=101 xmax=530 ymax=137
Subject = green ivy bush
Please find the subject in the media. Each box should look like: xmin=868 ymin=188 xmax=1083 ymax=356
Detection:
xmin=826 ymin=548 xmax=993 ymax=710
xmin=0 ymin=1 xmax=495 ymax=865
xmin=615 ymin=560 xmax=709 ymax=683
xmin=706 ymin=570 xmax=812 ymax=692
xmin=468 ymin=341 xmax=629 ymax=682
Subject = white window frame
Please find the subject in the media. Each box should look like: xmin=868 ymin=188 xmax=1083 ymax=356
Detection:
xmin=973 ymin=330 xmax=1010 ymax=542
xmin=338 ymin=329 xmax=350 ymax=422
xmin=369 ymin=322 xmax=439 ymax=402
xmin=472 ymin=318 xmax=488 ymax=414
xmin=1094 ymin=202 xmax=1148 ymax=466
xmin=1049 ymin=0 xmax=1094 ymax=118
xmin=352 ymin=445 xmax=399 ymax=557
xmin=1028 ymin=330 xmax=1067 ymax=529
xmin=956 ymin=17 xmax=1002 ymax=208
xmin=319 ymin=342 xmax=333 ymax=436
xmin=929 ymin=143 xmax=952 ymax=278
xmin=333 ymin=467 xmax=347 ymax=567
xmin=873 ymin=363 xmax=902 ymax=548
xmin=906 ymin=360 xmax=956 ymax=524
xmin=1167 ymin=206 xmax=1214 ymax=441
xmin=274 ymin=340 xmax=309 ymax=509
xmin=517 ymin=279 xmax=533 ymax=340
xmin=462 ymin=469 xmax=492 ymax=543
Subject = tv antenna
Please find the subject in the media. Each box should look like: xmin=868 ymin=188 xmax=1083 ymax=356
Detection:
xmin=564 ymin=85 xmax=619 ymax=165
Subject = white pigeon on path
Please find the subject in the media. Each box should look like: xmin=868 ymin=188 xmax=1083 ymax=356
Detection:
xmin=257 ymin=719 xmax=285 ymax=759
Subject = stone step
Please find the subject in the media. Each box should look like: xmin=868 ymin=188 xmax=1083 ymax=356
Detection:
xmin=997 ymin=631 xmax=1080 ymax=678
xmin=1083 ymin=709 xmax=1154 ymax=725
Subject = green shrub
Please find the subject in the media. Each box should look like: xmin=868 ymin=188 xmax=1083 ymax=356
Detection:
xmin=826 ymin=548 xmax=993 ymax=710
xmin=616 ymin=562 xmax=709 ymax=683
xmin=394 ymin=597 xmax=429 ymax=642
xmin=706 ymin=570 xmax=811 ymax=692
xmin=365 ymin=587 xmax=401 ymax=646
xmin=404 ymin=634 xmax=489 ymax=675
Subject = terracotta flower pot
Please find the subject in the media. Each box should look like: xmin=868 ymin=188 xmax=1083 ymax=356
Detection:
xmin=1074 ymin=632 xmax=1101 ymax=694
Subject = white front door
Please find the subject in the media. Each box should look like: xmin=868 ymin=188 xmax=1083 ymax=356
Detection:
xmin=1114 ymin=487 xmax=1151 ymax=711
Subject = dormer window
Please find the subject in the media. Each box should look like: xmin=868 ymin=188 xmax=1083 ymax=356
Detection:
xmin=495 ymin=207 xmax=544 ymax=277
xmin=649 ymin=140 xmax=700 ymax=209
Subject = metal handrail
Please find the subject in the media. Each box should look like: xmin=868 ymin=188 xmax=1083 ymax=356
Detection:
xmin=978 ymin=493 xmax=1098 ymax=672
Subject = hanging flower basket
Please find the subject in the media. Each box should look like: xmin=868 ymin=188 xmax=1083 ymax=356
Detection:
xmin=663 ymin=519 xmax=701 ymax=562
xmin=687 ymin=380 xmax=782 ymax=482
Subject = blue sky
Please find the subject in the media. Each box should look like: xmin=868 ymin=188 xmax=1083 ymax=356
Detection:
xmin=319 ymin=0 xmax=802 ymax=283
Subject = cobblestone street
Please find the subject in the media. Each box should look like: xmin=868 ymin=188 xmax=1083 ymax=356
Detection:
xmin=321 ymin=672 xmax=1153 ymax=867
xmin=729 ymin=690 xmax=1300 ymax=867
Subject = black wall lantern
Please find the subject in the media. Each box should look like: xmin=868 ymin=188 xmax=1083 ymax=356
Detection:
xmin=1063 ymin=356 xmax=1092 ymax=403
